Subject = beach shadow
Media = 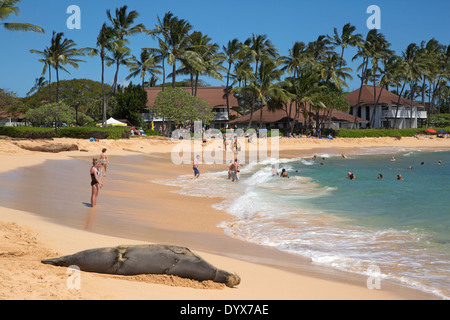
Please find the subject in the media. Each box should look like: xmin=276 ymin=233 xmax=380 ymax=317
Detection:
xmin=82 ymin=202 xmax=92 ymax=208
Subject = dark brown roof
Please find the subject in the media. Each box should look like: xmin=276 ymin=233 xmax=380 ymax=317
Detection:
xmin=0 ymin=107 xmax=25 ymax=119
xmin=345 ymin=85 xmax=422 ymax=107
xmin=145 ymin=86 xmax=239 ymax=108
xmin=229 ymin=103 xmax=367 ymax=125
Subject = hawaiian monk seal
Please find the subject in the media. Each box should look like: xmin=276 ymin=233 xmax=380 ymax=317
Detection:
xmin=41 ymin=244 xmax=240 ymax=287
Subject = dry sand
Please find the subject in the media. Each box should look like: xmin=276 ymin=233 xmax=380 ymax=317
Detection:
xmin=0 ymin=135 xmax=448 ymax=300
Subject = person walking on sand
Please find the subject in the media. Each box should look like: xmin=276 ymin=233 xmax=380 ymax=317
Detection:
xmin=193 ymin=155 xmax=201 ymax=178
xmin=100 ymin=148 xmax=109 ymax=177
xmin=90 ymin=159 xmax=103 ymax=207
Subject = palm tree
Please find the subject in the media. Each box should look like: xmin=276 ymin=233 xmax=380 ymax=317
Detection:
xmin=306 ymin=35 xmax=334 ymax=63
xmin=223 ymin=38 xmax=243 ymax=119
xmin=145 ymin=38 xmax=169 ymax=90
xmin=0 ymin=0 xmax=44 ymax=33
xmin=402 ymin=43 xmax=427 ymax=126
xmin=281 ymin=68 xmax=326 ymax=133
xmin=29 ymin=46 xmax=54 ymax=102
xmin=87 ymin=23 xmax=117 ymax=126
xmin=280 ymin=41 xmax=308 ymax=79
xmin=231 ymin=59 xmax=254 ymax=119
xmin=31 ymin=32 xmax=86 ymax=103
xmin=151 ymin=12 xmax=197 ymax=88
xmin=26 ymin=76 xmax=47 ymax=96
xmin=244 ymin=34 xmax=279 ymax=80
xmin=126 ymin=48 xmax=161 ymax=87
xmin=106 ymin=5 xmax=145 ymax=94
xmin=328 ymin=23 xmax=362 ymax=68
xmin=319 ymin=53 xmax=353 ymax=90
xmin=234 ymin=56 xmax=286 ymax=128
xmin=186 ymin=31 xmax=225 ymax=96
xmin=351 ymin=30 xmax=391 ymax=127
xmin=48 ymin=31 xmax=86 ymax=102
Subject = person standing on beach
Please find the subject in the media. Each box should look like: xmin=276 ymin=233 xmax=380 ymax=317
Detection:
xmin=100 ymin=148 xmax=109 ymax=177
xmin=193 ymin=155 xmax=200 ymax=178
xmin=90 ymin=159 xmax=103 ymax=207
xmin=230 ymin=159 xmax=239 ymax=182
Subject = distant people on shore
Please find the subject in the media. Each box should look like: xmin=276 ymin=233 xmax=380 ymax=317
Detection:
xmin=100 ymin=148 xmax=109 ymax=177
xmin=193 ymin=155 xmax=200 ymax=178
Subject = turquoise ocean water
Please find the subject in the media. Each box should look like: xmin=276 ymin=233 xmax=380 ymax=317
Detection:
xmin=157 ymin=148 xmax=450 ymax=299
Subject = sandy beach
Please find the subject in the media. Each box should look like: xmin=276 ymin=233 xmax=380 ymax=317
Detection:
xmin=0 ymin=135 xmax=449 ymax=300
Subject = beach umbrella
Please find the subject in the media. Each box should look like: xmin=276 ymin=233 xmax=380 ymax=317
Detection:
xmin=426 ymin=128 xmax=437 ymax=133
xmin=437 ymin=129 xmax=447 ymax=133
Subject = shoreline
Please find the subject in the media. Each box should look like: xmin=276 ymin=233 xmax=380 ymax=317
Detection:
xmin=0 ymin=136 xmax=448 ymax=300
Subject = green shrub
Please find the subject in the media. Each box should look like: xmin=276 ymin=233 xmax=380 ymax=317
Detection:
xmin=0 ymin=126 xmax=54 ymax=139
xmin=144 ymin=129 xmax=162 ymax=136
xmin=55 ymin=127 xmax=130 ymax=140
xmin=0 ymin=126 xmax=131 ymax=140
xmin=335 ymin=128 xmax=426 ymax=138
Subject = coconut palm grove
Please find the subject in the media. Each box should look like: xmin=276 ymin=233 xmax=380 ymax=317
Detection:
xmin=1 ymin=0 xmax=449 ymax=135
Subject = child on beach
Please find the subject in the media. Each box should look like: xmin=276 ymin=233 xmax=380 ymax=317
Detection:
xmin=90 ymin=158 xmax=103 ymax=207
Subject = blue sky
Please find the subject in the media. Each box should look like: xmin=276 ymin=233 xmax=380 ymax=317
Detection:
xmin=2 ymin=0 xmax=450 ymax=97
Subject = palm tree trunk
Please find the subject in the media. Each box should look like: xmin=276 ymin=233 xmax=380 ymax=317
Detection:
xmin=194 ymin=72 xmax=199 ymax=97
xmin=112 ymin=61 xmax=120 ymax=95
xmin=370 ymin=85 xmax=384 ymax=128
xmin=172 ymin=63 xmax=176 ymax=88
xmin=258 ymin=102 xmax=264 ymax=129
xmin=353 ymin=58 xmax=368 ymax=128
xmin=248 ymin=104 xmax=254 ymax=129
xmin=393 ymin=83 xmax=406 ymax=128
xmin=56 ymin=65 xmax=60 ymax=102
xmin=162 ymin=59 xmax=166 ymax=91
xmin=101 ymin=55 xmax=107 ymax=126
xmin=226 ymin=63 xmax=231 ymax=120
xmin=48 ymin=64 xmax=52 ymax=103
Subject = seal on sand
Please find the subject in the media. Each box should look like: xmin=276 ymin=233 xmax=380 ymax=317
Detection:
xmin=41 ymin=244 xmax=240 ymax=288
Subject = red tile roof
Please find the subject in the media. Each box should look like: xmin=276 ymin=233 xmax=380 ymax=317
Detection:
xmin=345 ymin=85 xmax=422 ymax=107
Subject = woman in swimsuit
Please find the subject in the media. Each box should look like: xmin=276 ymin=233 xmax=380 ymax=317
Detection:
xmin=100 ymin=148 xmax=109 ymax=177
xmin=90 ymin=158 xmax=103 ymax=207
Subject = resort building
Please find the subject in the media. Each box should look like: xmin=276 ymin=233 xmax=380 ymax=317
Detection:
xmin=142 ymin=86 xmax=240 ymax=130
xmin=0 ymin=109 xmax=26 ymax=127
xmin=345 ymin=85 xmax=427 ymax=129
